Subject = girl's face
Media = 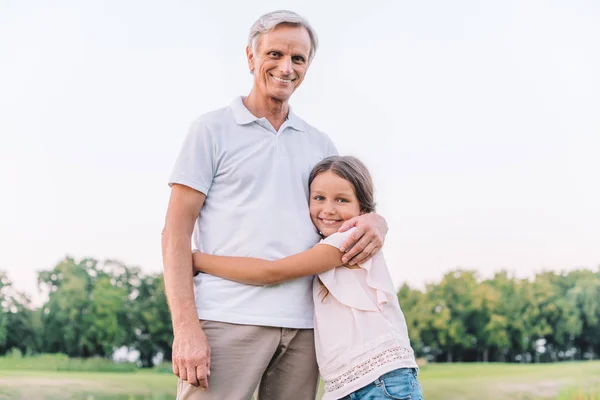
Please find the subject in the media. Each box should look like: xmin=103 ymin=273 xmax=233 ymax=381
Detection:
xmin=309 ymin=170 xmax=361 ymax=237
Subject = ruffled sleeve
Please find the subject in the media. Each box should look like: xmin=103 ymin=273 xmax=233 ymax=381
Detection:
xmin=317 ymin=228 xmax=397 ymax=312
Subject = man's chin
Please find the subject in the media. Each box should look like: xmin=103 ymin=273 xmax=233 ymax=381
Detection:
xmin=267 ymin=88 xmax=296 ymax=101
xmin=270 ymin=94 xmax=293 ymax=103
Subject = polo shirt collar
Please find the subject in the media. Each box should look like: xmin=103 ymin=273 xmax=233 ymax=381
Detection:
xmin=231 ymin=97 xmax=305 ymax=132
xmin=231 ymin=97 xmax=259 ymax=125
xmin=285 ymin=108 xmax=305 ymax=132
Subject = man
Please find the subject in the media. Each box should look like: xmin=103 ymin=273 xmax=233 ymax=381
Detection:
xmin=162 ymin=10 xmax=388 ymax=400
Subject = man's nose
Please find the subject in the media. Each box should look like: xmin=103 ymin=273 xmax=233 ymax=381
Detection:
xmin=279 ymin=57 xmax=293 ymax=75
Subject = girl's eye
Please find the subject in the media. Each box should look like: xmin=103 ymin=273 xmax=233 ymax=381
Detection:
xmin=313 ymin=196 xmax=324 ymax=201
xmin=337 ymin=198 xmax=349 ymax=203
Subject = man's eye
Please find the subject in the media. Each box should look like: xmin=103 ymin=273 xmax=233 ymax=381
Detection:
xmin=293 ymin=56 xmax=305 ymax=63
xmin=269 ymin=51 xmax=280 ymax=57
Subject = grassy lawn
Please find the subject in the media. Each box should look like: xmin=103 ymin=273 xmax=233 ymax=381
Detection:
xmin=0 ymin=369 xmax=176 ymax=400
xmin=0 ymin=361 xmax=599 ymax=399
xmin=417 ymin=361 xmax=600 ymax=400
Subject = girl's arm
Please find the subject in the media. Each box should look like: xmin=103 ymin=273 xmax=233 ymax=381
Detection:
xmin=193 ymin=244 xmax=346 ymax=285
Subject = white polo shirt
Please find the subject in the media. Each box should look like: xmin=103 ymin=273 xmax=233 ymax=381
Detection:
xmin=169 ymin=97 xmax=337 ymax=328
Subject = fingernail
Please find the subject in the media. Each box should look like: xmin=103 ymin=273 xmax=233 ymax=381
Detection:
xmin=340 ymin=247 xmax=346 ymax=253
xmin=341 ymin=257 xmax=348 ymax=263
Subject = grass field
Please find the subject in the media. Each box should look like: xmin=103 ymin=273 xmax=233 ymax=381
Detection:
xmin=0 ymin=361 xmax=599 ymax=399
xmin=416 ymin=362 xmax=600 ymax=400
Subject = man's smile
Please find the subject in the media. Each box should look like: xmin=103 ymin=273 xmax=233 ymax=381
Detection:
xmin=270 ymin=73 xmax=295 ymax=83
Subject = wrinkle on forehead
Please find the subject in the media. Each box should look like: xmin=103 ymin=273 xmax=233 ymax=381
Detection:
xmin=254 ymin=25 xmax=311 ymax=56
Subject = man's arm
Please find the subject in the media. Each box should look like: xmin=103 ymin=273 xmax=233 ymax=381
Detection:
xmin=338 ymin=213 xmax=388 ymax=265
xmin=193 ymin=243 xmax=346 ymax=285
xmin=162 ymin=184 xmax=209 ymax=389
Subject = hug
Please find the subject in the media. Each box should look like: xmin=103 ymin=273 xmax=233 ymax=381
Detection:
xmin=162 ymin=10 xmax=423 ymax=400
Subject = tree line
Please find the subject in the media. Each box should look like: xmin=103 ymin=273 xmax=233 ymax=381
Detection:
xmin=0 ymin=257 xmax=598 ymax=366
xmin=399 ymin=268 xmax=600 ymax=363
xmin=0 ymin=257 xmax=171 ymax=367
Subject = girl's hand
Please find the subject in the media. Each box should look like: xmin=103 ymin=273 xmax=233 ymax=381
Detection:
xmin=337 ymin=213 xmax=388 ymax=265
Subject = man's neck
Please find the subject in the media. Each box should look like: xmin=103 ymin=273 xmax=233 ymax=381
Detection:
xmin=243 ymin=91 xmax=289 ymax=132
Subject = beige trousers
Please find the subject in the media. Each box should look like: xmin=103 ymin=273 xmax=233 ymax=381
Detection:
xmin=177 ymin=320 xmax=319 ymax=400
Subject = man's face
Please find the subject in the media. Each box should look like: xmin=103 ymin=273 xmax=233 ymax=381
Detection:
xmin=247 ymin=24 xmax=312 ymax=102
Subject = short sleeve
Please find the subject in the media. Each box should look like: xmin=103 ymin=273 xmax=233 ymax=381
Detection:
xmin=318 ymin=228 xmax=396 ymax=312
xmin=319 ymin=228 xmax=355 ymax=250
xmin=168 ymin=117 xmax=216 ymax=195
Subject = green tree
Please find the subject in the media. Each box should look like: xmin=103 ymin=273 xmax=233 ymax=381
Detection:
xmin=530 ymin=271 xmax=581 ymax=362
xmin=0 ymin=270 xmax=39 ymax=355
xmin=471 ymin=281 xmax=510 ymax=362
xmin=568 ymin=268 xmax=600 ymax=359
xmin=38 ymin=257 xmax=131 ymax=358
xmin=397 ymin=283 xmax=428 ymax=357
xmin=428 ymin=270 xmax=480 ymax=362
xmin=129 ymin=274 xmax=173 ymax=367
xmin=0 ymin=271 xmax=12 ymax=350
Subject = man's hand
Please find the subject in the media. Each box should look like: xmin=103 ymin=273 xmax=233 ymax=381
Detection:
xmin=338 ymin=213 xmax=388 ymax=265
xmin=172 ymin=322 xmax=211 ymax=390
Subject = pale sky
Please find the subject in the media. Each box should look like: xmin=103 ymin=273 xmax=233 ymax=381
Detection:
xmin=1 ymin=0 xmax=599 ymax=305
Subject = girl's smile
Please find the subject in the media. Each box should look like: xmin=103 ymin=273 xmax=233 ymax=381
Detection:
xmin=309 ymin=170 xmax=361 ymax=237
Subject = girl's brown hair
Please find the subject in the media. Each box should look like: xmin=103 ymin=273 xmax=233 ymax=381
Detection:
xmin=308 ymin=156 xmax=376 ymax=299
xmin=308 ymin=156 xmax=376 ymax=214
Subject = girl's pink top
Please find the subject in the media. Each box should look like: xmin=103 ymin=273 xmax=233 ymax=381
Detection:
xmin=314 ymin=228 xmax=418 ymax=400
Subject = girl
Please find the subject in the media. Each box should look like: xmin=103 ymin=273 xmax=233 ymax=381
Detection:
xmin=193 ymin=156 xmax=423 ymax=400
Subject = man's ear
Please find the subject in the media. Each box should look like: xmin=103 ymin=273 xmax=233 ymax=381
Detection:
xmin=246 ymin=46 xmax=255 ymax=73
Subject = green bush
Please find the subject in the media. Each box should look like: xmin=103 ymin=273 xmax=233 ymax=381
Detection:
xmin=7 ymin=348 xmax=23 ymax=359
xmin=152 ymin=362 xmax=173 ymax=374
xmin=0 ymin=353 xmax=137 ymax=372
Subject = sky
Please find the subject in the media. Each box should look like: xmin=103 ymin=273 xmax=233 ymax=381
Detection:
xmin=1 ymin=0 xmax=599 ymax=305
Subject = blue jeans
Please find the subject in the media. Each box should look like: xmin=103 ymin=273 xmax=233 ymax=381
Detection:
xmin=340 ymin=368 xmax=424 ymax=400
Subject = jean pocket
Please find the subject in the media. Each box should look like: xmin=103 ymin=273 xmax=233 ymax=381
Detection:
xmin=380 ymin=371 xmax=413 ymax=400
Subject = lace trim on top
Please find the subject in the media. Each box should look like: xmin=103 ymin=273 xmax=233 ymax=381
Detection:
xmin=323 ymin=346 xmax=414 ymax=394
xmin=320 ymin=334 xmax=393 ymax=377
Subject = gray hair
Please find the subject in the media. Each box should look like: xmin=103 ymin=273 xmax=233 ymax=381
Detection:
xmin=248 ymin=10 xmax=319 ymax=62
